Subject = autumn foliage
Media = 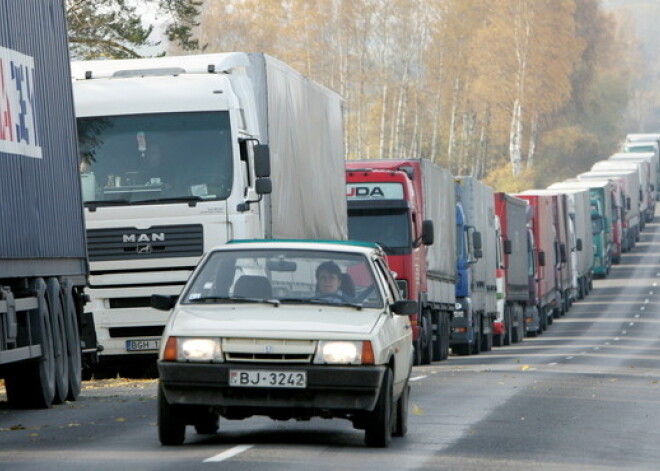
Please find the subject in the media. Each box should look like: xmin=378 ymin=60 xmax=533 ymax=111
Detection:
xmin=189 ymin=0 xmax=635 ymax=189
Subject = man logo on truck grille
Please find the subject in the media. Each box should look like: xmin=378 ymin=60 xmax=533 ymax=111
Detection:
xmin=122 ymin=233 xmax=166 ymax=243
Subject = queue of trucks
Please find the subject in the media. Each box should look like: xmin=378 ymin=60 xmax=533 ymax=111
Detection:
xmin=4 ymin=0 xmax=660 ymax=409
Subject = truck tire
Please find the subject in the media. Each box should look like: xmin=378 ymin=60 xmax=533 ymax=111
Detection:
xmin=471 ymin=329 xmax=481 ymax=355
xmin=63 ymin=287 xmax=82 ymax=401
xmin=5 ymin=279 xmax=56 ymax=408
xmin=432 ymin=313 xmax=450 ymax=361
xmin=420 ymin=312 xmax=433 ymax=365
xmin=46 ymin=278 xmax=69 ymax=404
xmin=393 ymin=382 xmax=410 ymax=437
xmin=158 ymin=384 xmax=186 ymax=446
xmin=503 ymin=309 xmax=513 ymax=346
xmin=365 ymin=368 xmax=393 ymax=448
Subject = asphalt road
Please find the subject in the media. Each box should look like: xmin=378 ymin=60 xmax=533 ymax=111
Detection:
xmin=2 ymin=221 xmax=660 ymax=471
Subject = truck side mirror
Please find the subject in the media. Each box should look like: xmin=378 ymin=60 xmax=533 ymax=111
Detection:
xmin=503 ymin=239 xmax=512 ymax=255
xmin=256 ymin=177 xmax=272 ymax=195
xmin=560 ymin=243 xmax=567 ymax=263
xmin=391 ymin=300 xmax=418 ymax=316
xmin=627 ymin=197 xmax=631 ymax=210
xmin=421 ymin=220 xmax=434 ymax=246
xmin=472 ymin=231 xmax=482 ymax=251
xmin=576 ymin=238 xmax=583 ymax=251
xmin=254 ymin=144 xmax=271 ymax=178
xmin=151 ymin=294 xmax=177 ymax=311
xmin=538 ymin=250 xmax=546 ymax=267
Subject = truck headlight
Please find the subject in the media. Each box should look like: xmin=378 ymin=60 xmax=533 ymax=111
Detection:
xmin=314 ymin=341 xmax=374 ymax=365
xmin=162 ymin=336 xmax=223 ymax=362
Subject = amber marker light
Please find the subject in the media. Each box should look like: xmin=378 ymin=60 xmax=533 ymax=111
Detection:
xmin=163 ymin=336 xmax=178 ymax=361
xmin=361 ymin=341 xmax=375 ymax=365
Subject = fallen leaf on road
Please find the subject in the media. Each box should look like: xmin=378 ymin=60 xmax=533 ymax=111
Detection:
xmin=520 ymin=365 xmax=531 ymax=371
xmin=115 ymin=418 xmax=127 ymax=422
xmin=412 ymin=404 xmax=425 ymax=415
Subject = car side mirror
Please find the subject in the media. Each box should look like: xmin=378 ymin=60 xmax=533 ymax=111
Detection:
xmin=503 ymin=239 xmax=512 ymax=254
xmin=560 ymin=243 xmax=567 ymax=263
xmin=576 ymin=238 xmax=583 ymax=251
xmin=151 ymin=294 xmax=178 ymax=311
xmin=391 ymin=300 xmax=418 ymax=316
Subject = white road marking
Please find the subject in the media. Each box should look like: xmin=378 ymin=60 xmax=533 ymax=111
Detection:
xmin=204 ymin=445 xmax=254 ymax=463
xmin=630 ymin=322 xmax=635 ymax=326
xmin=621 ymin=331 xmax=627 ymax=335
xmin=635 ymin=314 xmax=641 ymax=318
xmin=641 ymin=306 xmax=646 ymax=311
xmin=548 ymin=362 xmax=558 ymax=366
xmin=565 ymin=356 xmax=574 ymax=360
xmin=409 ymin=375 xmax=428 ymax=382
xmin=654 ymin=282 xmax=658 ymax=287
xmin=645 ymin=299 xmax=650 ymax=304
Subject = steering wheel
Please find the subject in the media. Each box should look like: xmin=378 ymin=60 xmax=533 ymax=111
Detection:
xmin=314 ymin=292 xmax=346 ymax=303
xmin=353 ymin=285 xmax=376 ymax=303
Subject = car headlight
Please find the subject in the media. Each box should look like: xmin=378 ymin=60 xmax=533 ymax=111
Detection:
xmin=313 ymin=340 xmax=374 ymax=365
xmin=162 ymin=336 xmax=223 ymax=362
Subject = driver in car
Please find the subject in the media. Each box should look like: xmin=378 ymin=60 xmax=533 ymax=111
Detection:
xmin=315 ymin=261 xmax=351 ymax=303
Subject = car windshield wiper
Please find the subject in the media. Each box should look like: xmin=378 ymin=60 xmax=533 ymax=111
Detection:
xmin=278 ymin=298 xmax=364 ymax=310
xmin=187 ymin=296 xmax=280 ymax=306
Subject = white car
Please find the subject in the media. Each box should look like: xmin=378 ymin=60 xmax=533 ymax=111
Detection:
xmin=152 ymin=239 xmax=415 ymax=447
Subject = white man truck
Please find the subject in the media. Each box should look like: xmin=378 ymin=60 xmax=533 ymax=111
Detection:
xmin=71 ymin=53 xmax=346 ymax=378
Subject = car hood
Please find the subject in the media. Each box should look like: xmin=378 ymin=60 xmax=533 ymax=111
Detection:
xmin=168 ymin=303 xmax=384 ymax=337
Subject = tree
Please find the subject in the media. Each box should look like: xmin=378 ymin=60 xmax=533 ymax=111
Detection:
xmin=66 ymin=0 xmax=202 ymax=59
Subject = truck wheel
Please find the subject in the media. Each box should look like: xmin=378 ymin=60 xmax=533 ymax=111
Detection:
xmin=194 ymin=411 xmax=219 ymax=435
xmin=46 ymin=278 xmax=69 ymax=404
xmin=433 ymin=313 xmax=449 ymax=361
xmin=5 ymin=279 xmax=56 ymax=408
xmin=480 ymin=329 xmax=492 ymax=352
xmin=420 ymin=313 xmax=433 ymax=365
xmin=393 ymin=382 xmax=410 ymax=437
xmin=158 ymin=384 xmax=186 ymax=446
xmin=413 ymin=339 xmax=422 ymax=366
xmin=63 ymin=287 xmax=82 ymax=401
xmin=504 ymin=311 xmax=513 ymax=346
xmin=365 ymin=368 xmax=393 ymax=448
xmin=471 ymin=330 xmax=481 ymax=355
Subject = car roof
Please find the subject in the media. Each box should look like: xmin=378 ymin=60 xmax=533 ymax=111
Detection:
xmin=210 ymin=239 xmax=381 ymax=256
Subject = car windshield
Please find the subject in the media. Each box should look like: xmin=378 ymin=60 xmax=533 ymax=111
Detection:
xmin=77 ymin=111 xmax=233 ymax=205
xmin=181 ymin=248 xmax=384 ymax=309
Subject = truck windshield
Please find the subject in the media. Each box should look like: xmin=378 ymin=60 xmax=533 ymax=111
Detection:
xmin=348 ymin=209 xmax=411 ymax=255
xmin=77 ymin=111 xmax=233 ymax=205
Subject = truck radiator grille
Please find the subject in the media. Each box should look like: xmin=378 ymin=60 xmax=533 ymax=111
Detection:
xmin=87 ymin=224 xmax=203 ymax=261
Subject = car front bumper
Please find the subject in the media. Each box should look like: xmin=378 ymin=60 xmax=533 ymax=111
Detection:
xmin=158 ymin=361 xmax=386 ymax=412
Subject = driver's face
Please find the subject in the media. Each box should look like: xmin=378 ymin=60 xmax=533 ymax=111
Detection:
xmin=318 ymin=270 xmax=341 ymax=294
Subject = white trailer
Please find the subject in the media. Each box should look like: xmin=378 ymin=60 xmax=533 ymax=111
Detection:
xmin=71 ymin=53 xmax=346 ymax=377
xmin=544 ymin=186 xmax=593 ymax=299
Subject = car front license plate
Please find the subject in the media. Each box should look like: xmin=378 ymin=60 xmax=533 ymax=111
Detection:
xmin=125 ymin=339 xmax=160 ymax=351
xmin=229 ymin=370 xmax=307 ymax=388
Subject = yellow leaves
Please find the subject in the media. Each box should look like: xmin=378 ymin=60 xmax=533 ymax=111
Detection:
xmin=412 ymin=404 xmax=425 ymax=416
xmin=482 ymin=163 xmax=537 ymax=193
xmin=520 ymin=365 xmax=531 ymax=371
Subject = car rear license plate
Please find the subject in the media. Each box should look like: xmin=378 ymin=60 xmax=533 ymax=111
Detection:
xmin=229 ymin=370 xmax=307 ymax=388
xmin=125 ymin=339 xmax=160 ymax=351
